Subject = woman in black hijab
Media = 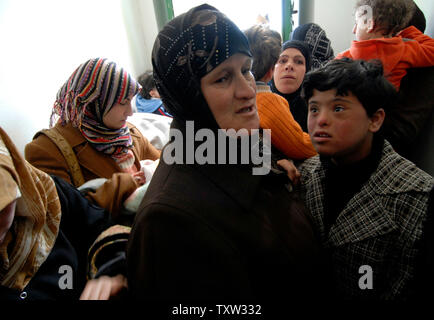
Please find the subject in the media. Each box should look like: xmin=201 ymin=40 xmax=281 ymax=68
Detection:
xmin=127 ymin=4 xmax=325 ymax=301
xmin=271 ymin=40 xmax=312 ymax=132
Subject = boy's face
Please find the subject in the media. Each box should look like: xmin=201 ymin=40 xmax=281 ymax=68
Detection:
xmin=307 ymin=89 xmax=383 ymax=165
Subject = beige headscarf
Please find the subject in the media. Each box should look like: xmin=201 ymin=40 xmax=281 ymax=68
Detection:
xmin=0 ymin=127 xmax=61 ymax=290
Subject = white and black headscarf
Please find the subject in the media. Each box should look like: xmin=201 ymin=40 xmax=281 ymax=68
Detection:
xmin=291 ymin=23 xmax=335 ymax=70
xmin=152 ymin=4 xmax=252 ymax=131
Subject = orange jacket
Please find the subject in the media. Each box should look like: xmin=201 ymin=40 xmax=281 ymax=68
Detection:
xmin=336 ymin=26 xmax=434 ymax=90
xmin=256 ymin=84 xmax=317 ymax=160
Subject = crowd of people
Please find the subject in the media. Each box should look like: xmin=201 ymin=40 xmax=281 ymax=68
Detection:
xmin=1 ymin=0 xmax=433 ymax=303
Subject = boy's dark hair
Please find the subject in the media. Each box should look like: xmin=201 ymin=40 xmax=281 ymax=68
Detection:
xmin=244 ymin=25 xmax=282 ymax=81
xmin=137 ymin=70 xmax=156 ymax=99
xmin=355 ymin=0 xmax=416 ymax=36
xmin=301 ymin=58 xmax=397 ymax=117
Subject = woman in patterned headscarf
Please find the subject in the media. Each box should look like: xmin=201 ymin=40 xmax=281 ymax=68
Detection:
xmin=270 ymin=40 xmax=313 ymax=132
xmin=25 ymin=58 xmax=160 ymax=220
xmin=0 ymin=127 xmax=129 ymax=300
xmin=127 ymin=4 xmax=326 ymax=300
xmin=291 ymin=23 xmax=335 ymax=70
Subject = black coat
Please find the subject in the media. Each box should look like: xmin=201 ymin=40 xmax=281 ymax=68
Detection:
xmin=382 ymin=66 xmax=434 ymax=168
xmin=0 ymin=176 xmax=113 ymax=301
xmin=127 ymin=151 xmax=327 ymax=301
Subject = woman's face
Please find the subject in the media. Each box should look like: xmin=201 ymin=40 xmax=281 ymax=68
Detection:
xmin=103 ymin=96 xmax=134 ymax=129
xmin=200 ymin=53 xmax=259 ymax=132
xmin=273 ymin=47 xmax=307 ymax=94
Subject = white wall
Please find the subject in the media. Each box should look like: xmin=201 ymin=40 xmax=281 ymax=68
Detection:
xmin=415 ymin=0 xmax=434 ymax=37
xmin=0 ymin=0 xmax=158 ymax=155
xmin=313 ymin=0 xmax=358 ymax=54
xmin=122 ymin=0 xmax=159 ymax=76
xmin=299 ymin=0 xmax=357 ymax=54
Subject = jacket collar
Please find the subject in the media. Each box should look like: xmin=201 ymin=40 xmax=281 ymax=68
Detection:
xmin=368 ymin=141 xmax=433 ymax=194
xmin=53 ymin=122 xmax=86 ymax=148
xmin=310 ymin=140 xmax=433 ymax=195
xmin=306 ymin=140 xmax=433 ymax=247
xmin=54 ymin=121 xmax=142 ymax=146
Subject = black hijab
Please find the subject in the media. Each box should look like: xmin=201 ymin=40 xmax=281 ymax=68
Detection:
xmin=270 ymin=40 xmax=312 ymax=132
xmin=152 ymin=4 xmax=252 ymax=132
xmin=291 ymin=23 xmax=334 ymax=70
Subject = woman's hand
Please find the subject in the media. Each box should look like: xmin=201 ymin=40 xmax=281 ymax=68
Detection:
xmin=79 ymin=274 xmax=127 ymax=300
xmin=133 ymin=171 xmax=146 ymax=186
xmin=277 ymin=159 xmax=301 ymax=186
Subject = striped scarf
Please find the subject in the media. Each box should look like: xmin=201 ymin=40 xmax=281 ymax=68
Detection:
xmin=50 ymin=58 xmax=140 ymax=158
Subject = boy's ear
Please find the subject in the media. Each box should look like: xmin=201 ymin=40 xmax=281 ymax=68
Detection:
xmin=366 ymin=18 xmax=375 ymax=33
xmin=149 ymin=88 xmax=158 ymax=98
xmin=369 ymin=108 xmax=385 ymax=133
xmin=263 ymin=67 xmax=274 ymax=83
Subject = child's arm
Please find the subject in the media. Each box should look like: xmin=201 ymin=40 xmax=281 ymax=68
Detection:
xmin=335 ymin=49 xmax=352 ymax=60
xmin=399 ymin=25 xmax=432 ymax=43
xmin=257 ymin=93 xmax=317 ymax=160
xmin=398 ymin=26 xmax=434 ymax=67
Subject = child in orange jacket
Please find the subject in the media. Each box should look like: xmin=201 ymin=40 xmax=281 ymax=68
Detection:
xmin=336 ymin=0 xmax=434 ymax=91
xmin=244 ymin=25 xmax=316 ymax=160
